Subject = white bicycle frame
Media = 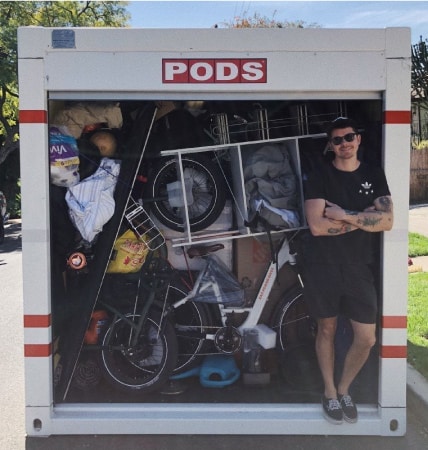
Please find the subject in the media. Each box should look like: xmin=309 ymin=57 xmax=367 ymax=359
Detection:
xmin=170 ymin=236 xmax=300 ymax=342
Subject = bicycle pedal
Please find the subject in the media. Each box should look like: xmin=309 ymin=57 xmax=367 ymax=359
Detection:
xmin=160 ymin=380 xmax=187 ymax=395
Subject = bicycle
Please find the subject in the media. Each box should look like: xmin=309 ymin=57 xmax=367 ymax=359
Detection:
xmin=88 ymin=219 xmax=318 ymax=394
xmin=65 ymin=204 xmax=180 ymax=395
xmin=164 ymin=229 xmax=318 ymax=385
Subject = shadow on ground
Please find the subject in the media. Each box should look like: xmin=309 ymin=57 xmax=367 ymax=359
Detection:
xmin=0 ymin=221 xmax=22 ymax=255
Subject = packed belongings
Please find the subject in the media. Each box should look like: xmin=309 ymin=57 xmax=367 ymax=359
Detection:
xmin=106 ymin=229 xmax=149 ymax=274
xmin=190 ymin=255 xmax=245 ymax=307
xmin=65 ymin=157 xmax=121 ymax=244
xmin=49 ymin=126 xmax=81 ymax=188
xmin=243 ymin=143 xmax=300 ymax=230
xmin=53 ymin=102 xmax=123 ymax=138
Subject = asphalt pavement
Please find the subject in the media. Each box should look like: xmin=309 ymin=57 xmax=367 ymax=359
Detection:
xmin=409 ymin=204 xmax=428 ymax=271
xmin=1 ymin=211 xmax=428 ymax=449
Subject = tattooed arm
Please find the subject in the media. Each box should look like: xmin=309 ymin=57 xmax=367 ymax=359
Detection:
xmin=324 ymin=196 xmax=394 ymax=232
xmin=305 ymin=196 xmax=393 ymax=236
xmin=304 ymin=198 xmax=359 ymax=236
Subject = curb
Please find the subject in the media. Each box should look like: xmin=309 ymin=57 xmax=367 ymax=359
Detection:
xmin=407 ymin=363 xmax=428 ymax=408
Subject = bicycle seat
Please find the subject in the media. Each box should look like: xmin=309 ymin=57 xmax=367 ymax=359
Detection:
xmin=187 ymin=243 xmax=225 ymax=258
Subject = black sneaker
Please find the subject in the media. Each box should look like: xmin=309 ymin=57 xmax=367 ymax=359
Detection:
xmin=321 ymin=395 xmax=343 ymax=424
xmin=338 ymin=394 xmax=358 ymax=423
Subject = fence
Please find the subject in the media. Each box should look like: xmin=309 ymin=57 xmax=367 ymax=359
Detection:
xmin=410 ymin=148 xmax=428 ymax=204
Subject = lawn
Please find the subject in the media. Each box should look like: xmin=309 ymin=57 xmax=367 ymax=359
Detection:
xmin=407 ymin=272 xmax=428 ymax=378
xmin=408 ymin=231 xmax=428 ymax=257
xmin=407 ymin=232 xmax=428 ymax=379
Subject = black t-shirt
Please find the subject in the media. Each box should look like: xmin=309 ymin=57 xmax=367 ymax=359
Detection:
xmin=303 ymin=161 xmax=391 ymax=264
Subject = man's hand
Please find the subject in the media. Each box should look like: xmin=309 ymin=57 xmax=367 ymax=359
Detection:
xmin=305 ymin=198 xmax=358 ymax=236
xmin=324 ymin=201 xmax=347 ymax=221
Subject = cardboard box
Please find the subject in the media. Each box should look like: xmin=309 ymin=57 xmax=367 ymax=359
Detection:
xmin=234 ymin=235 xmax=298 ymax=322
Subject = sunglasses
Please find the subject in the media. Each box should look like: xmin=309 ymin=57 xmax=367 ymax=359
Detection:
xmin=330 ymin=133 xmax=357 ymax=146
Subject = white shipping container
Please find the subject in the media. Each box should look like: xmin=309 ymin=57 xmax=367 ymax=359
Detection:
xmin=18 ymin=26 xmax=410 ymax=437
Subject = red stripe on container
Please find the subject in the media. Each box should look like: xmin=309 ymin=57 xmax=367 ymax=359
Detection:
xmin=382 ymin=316 xmax=407 ymax=328
xmin=24 ymin=344 xmax=52 ymax=357
xmin=381 ymin=345 xmax=407 ymax=358
xmin=19 ymin=110 xmax=48 ymax=124
xmin=383 ymin=111 xmax=411 ymax=124
xmin=24 ymin=314 xmax=51 ymax=328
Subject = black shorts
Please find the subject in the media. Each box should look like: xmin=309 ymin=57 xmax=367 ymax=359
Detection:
xmin=303 ymin=263 xmax=378 ymax=324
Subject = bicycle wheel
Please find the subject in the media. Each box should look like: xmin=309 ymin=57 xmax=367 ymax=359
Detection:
xmin=147 ymin=155 xmax=227 ymax=232
xmin=166 ymin=280 xmax=213 ymax=375
xmin=271 ymin=284 xmax=322 ymax=390
xmin=100 ymin=310 xmax=178 ymax=393
xmin=272 ymin=284 xmax=317 ymax=350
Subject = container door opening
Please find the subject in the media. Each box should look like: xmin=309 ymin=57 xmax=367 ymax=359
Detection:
xmin=49 ymin=98 xmax=383 ymax=405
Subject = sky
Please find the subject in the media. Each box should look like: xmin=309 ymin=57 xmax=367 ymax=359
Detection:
xmin=127 ymin=0 xmax=428 ymax=43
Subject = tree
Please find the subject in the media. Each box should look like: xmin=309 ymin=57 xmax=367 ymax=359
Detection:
xmin=0 ymin=1 xmax=130 ymax=166
xmin=412 ymin=36 xmax=428 ymax=110
xmin=219 ymin=11 xmax=320 ymax=29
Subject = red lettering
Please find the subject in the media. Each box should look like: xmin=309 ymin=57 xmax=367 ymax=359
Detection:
xmin=256 ymin=266 xmax=275 ymax=301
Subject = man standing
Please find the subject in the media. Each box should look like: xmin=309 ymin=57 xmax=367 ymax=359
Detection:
xmin=303 ymin=117 xmax=393 ymax=424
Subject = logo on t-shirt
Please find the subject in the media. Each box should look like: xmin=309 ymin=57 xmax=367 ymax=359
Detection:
xmin=359 ymin=181 xmax=374 ymax=195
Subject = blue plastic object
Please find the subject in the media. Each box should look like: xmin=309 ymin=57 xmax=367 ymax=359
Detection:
xmin=170 ymin=365 xmax=201 ymax=380
xmin=199 ymin=355 xmax=240 ymax=388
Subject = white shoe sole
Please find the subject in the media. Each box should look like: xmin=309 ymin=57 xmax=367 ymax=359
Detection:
xmin=322 ymin=410 xmax=343 ymax=425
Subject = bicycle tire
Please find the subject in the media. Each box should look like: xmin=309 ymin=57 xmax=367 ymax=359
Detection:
xmin=166 ymin=279 xmax=214 ymax=375
xmin=271 ymin=284 xmax=317 ymax=350
xmin=271 ymin=284 xmax=322 ymax=390
xmin=100 ymin=310 xmax=178 ymax=393
xmin=147 ymin=155 xmax=227 ymax=232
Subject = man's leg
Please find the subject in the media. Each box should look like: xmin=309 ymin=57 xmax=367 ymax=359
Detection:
xmin=337 ymin=320 xmax=376 ymax=396
xmin=316 ymin=316 xmax=338 ymax=399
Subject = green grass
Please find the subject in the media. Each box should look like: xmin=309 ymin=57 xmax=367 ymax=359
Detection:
xmin=407 ymin=272 xmax=428 ymax=378
xmin=407 ymin=232 xmax=428 ymax=378
xmin=408 ymin=232 xmax=428 ymax=257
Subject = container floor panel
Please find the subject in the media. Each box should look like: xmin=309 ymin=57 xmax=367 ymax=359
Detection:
xmin=62 ymin=361 xmax=378 ymax=405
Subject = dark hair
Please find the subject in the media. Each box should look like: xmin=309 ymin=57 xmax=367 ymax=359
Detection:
xmin=326 ymin=117 xmax=359 ymax=138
